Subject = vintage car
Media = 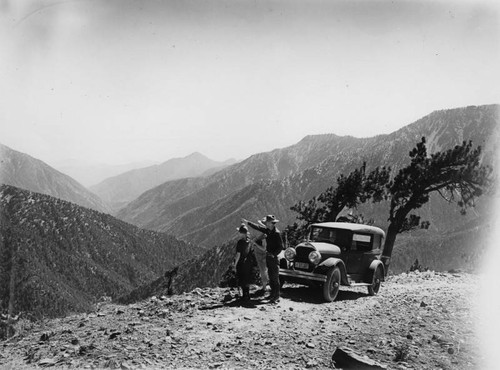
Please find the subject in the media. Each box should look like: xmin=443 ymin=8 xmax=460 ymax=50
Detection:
xmin=279 ymin=222 xmax=386 ymax=302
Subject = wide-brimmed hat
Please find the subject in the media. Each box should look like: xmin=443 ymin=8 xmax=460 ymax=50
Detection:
xmin=261 ymin=215 xmax=279 ymax=223
xmin=237 ymin=224 xmax=249 ymax=233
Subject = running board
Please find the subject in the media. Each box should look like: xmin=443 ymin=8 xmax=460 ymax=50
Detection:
xmin=348 ymin=282 xmax=371 ymax=287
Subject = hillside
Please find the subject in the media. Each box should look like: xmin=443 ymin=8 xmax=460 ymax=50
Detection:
xmin=0 ymin=272 xmax=484 ymax=369
xmin=0 ymin=185 xmax=202 ymax=319
xmin=118 ymin=105 xmax=499 ymax=249
xmin=90 ymin=153 xmax=234 ymax=211
xmin=0 ymin=143 xmax=110 ymax=213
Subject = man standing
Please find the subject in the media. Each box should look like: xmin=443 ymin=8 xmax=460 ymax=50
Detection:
xmin=241 ymin=215 xmax=283 ymax=304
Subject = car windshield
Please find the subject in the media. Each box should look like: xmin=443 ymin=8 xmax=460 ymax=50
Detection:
xmin=309 ymin=227 xmax=352 ymax=248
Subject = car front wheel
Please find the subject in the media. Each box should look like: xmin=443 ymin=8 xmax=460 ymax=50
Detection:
xmin=323 ymin=266 xmax=341 ymax=302
xmin=368 ymin=266 xmax=383 ymax=296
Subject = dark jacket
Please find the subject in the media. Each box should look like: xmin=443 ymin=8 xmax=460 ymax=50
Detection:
xmin=247 ymin=221 xmax=283 ymax=256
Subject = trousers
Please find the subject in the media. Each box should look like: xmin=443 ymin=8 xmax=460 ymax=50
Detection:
xmin=254 ymin=248 xmax=269 ymax=287
xmin=266 ymin=254 xmax=280 ymax=299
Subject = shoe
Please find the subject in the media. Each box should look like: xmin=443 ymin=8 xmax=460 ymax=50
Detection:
xmin=254 ymin=288 xmax=266 ymax=296
xmin=269 ymin=297 xmax=280 ymax=304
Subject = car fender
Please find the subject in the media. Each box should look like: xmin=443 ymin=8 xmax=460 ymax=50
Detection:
xmin=369 ymin=260 xmax=385 ymax=281
xmin=318 ymin=258 xmax=348 ymax=285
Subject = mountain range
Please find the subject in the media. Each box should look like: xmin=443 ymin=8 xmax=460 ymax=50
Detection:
xmin=0 ymin=143 xmax=110 ymax=213
xmin=117 ymin=105 xmax=499 ymax=249
xmin=1 ymin=104 xmax=497 ymax=320
xmin=90 ymin=152 xmax=236 ymax=211
xmin=0 ymin=185 xmax=202 ymax=318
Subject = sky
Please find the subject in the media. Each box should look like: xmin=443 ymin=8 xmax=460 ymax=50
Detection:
xmin=0 ymin=0 xmax=499 ymax=166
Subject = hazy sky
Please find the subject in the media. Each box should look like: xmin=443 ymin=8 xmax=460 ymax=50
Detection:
xmin=0 ymin=0 xmax=498 ymax=165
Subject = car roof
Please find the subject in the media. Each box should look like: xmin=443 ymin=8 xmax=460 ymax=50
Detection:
xmin=310 ymin=222 xmax=385 ymax=237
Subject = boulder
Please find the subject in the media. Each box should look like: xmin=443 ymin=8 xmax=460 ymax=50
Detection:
xmin=332 ymin=347 xmax=387 ymax=369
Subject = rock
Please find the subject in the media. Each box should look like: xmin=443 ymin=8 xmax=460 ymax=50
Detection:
xmin=306 ymin=359 xmax=319 ymax=368
xmin=78 ymin=344 xmax=95 ymax=355
xmin=332 ymin=347 xmax=388 ymax=369
xmin=306 ymin=342 xmax=315 ymax=348
xmin=40 ymin=333 xmax=50 ymax=342
xmin=39 ymin=358 xmax=57 ymax=366
xmin=208 ymin=363 xmax=223 ymax=369
xmin=109 ymin=332 xmax=121 ymax=340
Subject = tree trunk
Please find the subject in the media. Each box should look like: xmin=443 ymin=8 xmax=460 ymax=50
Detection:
xmin=381 ymin=223 xmax=400 ymax=275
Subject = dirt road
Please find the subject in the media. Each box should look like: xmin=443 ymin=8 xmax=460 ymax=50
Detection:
xmin=0 ymin=271 xmax=482 ymax=369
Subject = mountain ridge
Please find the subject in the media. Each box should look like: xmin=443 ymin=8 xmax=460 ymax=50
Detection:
xmin=0 ymin=143 xmax=110 ymax=213
xmin=117 ymin=104 xmax=499 ymax=248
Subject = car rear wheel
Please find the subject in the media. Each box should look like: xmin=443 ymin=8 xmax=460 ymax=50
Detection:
xmin=368 ymin=266 xmax=383 ymax=296
xmin=323 ymin=266 xmax=341 ymax=302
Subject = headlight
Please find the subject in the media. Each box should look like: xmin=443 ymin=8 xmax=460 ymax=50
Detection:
xmin=308 ymin=251 xmax=321 ymax=265
xmin=284 ymin=247 xmax=296 ymax=261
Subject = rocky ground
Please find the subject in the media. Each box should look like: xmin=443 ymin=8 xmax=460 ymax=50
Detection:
xmin=0 ymin=271 xmax=484 ymax=369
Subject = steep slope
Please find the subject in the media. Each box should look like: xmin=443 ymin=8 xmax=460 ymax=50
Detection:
xmin=0 ymin=144 xmax=110 ymax=213
xmin=118 ymin=104 xmax=499 ymax=248
xmin=90 ymin=152 xmax=232 ymax=211
xmin=0 ymin=185 xmax=203 ymax=319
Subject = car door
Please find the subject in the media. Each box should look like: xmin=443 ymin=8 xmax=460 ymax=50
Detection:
xmin=346 ymin=233 xmax=373 ymax=275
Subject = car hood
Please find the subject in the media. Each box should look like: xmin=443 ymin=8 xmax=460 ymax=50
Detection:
xmin=297 ymin=241 xmax=341 ymax=255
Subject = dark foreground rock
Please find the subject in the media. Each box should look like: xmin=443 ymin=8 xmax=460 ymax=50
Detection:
xmin=0 ymin=272 xmax=482 ymax=369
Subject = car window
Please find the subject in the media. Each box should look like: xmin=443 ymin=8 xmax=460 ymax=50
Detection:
xmin=351 ymin=233 xmax=372 ymax=252
xmin=310 ymin=227 xmax=352 ymax=248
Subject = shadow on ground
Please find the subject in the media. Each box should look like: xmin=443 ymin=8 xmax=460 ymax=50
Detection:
xmin=281 ymin=284 xmax=368 ymax=304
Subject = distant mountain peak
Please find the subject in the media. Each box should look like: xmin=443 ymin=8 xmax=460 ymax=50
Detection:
xmin=185 ymin=151 xmax=208 ymax=159
xmin=90 ymin=151 xmax=234 ymax=210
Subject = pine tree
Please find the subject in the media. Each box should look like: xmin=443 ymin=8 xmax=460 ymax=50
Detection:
xmin=381 ymin=137 xmax=492 ymax=271
xmin=286 ymin=163 xmax=390 ymax=245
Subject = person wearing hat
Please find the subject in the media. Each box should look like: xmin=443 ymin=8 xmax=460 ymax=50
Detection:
xmin=233 ymin=224 xmax=254 ymax=303
xmin=241 ymin=215 xmax=283 ymax=304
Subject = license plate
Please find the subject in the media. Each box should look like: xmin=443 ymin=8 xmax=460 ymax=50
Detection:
xmin=295 ymin=262 xmax=309 ymax=269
